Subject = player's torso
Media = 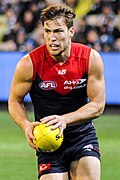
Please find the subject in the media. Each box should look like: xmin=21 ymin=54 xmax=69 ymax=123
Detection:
xmin=29 ymin=43 xmax=91 ymax=120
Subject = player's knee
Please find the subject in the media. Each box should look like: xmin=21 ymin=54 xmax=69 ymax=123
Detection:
xmin=70 ymin=157 xmax=100 ymax=180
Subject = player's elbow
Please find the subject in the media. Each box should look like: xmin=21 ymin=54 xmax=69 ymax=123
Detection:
xmin=8 ymin=99 xmax=14 ymax=116
xmin=95 ymin=101 xmax=105 ymax=118
xmin=8 ymin=97 xmax=11 ymax=111
xmin=8 ymin=98 xmax=18 ymax=115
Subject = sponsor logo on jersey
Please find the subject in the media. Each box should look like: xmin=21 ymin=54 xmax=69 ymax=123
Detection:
xmin=38 ymin=163 xmax=51 ymax=173
xmin=64 ymin=79 xmax=87 ymax=90
xmin=58 ymin=69 xmax=66 ymax=75
xmin=39 ymin=81 xmax=57 ymax=90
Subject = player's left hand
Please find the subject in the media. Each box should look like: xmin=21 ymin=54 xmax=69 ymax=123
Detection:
xmin=40 ymin=115 xmax=67 ymax=136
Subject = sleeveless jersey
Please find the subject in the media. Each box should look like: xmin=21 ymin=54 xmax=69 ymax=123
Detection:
xmin=29 ymin=43 xmax=91 ymax=122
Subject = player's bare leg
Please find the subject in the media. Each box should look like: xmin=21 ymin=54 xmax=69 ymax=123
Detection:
xmin=70 ymin=156 xmax=100 ymax=180
xmin=39 ymin=172 xmax=69 ymax=180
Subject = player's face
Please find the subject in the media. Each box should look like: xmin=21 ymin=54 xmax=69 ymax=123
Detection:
xmin=44 ymin=17 xmax=74 ymax=61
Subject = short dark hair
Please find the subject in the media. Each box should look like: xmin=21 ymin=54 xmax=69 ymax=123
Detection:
xmin=40 ymin=5 xmax=76 ymax=29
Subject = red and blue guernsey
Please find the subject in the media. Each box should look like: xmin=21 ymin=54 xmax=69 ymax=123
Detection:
xmin=29 ymin=43 xmax=91 ymax=124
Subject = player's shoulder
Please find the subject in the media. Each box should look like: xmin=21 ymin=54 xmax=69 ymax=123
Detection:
xmin=28 ymin=44 xmax=47 ymax=66
xmin=88 ymin=49 xmax=104 ymax=75
xmin=89 ymin=48 xmax=103 ymax=66
xmin=14 ymin=53 xmax=33 ymax=78
xmin=72 ymin=42 xmax=91 ymax=50
xmin=12 ymin=53 xmax=33 ymax=82
xmin=71 ymin=42 xmax=91 ymax=57
xmin=29 ymin=44 xmax=46 ymax=57
xmin=90 ymin=48 xmax=101 ymax=59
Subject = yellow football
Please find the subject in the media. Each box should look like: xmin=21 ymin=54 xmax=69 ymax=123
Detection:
xmin=33 ymin=123 xmax=63 ymax=152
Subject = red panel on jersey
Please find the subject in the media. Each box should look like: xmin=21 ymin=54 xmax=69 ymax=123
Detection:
xmin=29 ymin=43 xmax=91 ymax=96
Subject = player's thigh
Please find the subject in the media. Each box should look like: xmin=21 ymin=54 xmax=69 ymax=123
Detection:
xmin=39 ymin=172 xmax=69 ymax=180
xmin=70 ymin=156 xmax=100 ymax=180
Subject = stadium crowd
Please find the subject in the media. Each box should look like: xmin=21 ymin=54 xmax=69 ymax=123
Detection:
xmin=0 ymin=0 xmax=120 ymax=52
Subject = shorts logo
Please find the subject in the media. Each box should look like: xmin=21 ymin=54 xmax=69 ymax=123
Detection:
xmin=82 ymin=144 xmax=100 ymax=153
xmin=82 ymin=144 xmax=93 ymax=152
xmin=39 ymin=81 xmax=57 ymax=90
xmin=38 ymin=163 xmax=51 ymax=173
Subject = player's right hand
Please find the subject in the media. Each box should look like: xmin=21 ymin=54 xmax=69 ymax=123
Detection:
xmin=24 ymin=121 xmax=40 ymax=150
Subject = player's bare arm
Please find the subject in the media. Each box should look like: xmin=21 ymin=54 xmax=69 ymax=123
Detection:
xmin=41 ymin=49 xmax=105 ymax=135
xmin=69 ymin=49 xmax=106 ymax=122
xmin=8 ymin=54 xmax=39 ymax=150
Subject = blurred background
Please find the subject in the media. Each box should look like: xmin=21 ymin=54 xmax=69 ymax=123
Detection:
xmin=0 ymin=0 xmax=120 ymax=180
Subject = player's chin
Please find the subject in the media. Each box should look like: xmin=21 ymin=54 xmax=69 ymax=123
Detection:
xmin=49 ymin=49 xmax=61 ymax=56
xmin=50 ymin=51 xmax=60 ymax=56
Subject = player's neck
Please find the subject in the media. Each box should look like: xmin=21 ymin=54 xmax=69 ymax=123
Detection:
xmin=51 ymin=45 xmax=71 ymax=65
xmin=53 ymin=54 xmax=69 ymax=65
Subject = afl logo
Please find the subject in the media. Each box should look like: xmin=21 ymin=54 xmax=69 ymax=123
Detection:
xmin=39 ymin=81 xmax=57 ymax=90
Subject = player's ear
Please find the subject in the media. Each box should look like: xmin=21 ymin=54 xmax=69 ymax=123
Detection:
xmin=69 ymin=27 xmax=75 ymax=38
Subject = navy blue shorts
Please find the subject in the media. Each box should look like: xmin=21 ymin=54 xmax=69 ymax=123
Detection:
xmin=37 ymin=122 xmax=100 ymax=178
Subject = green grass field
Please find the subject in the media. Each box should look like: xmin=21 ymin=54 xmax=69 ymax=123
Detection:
xmin=0 ymin=111 xmax=120 ymax=180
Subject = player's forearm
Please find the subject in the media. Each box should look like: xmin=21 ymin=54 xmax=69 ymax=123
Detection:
xmin=63 ymin=101 xmax=105 ymax=126
xmin=8 ymin=100 xmax=30 ymax=131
